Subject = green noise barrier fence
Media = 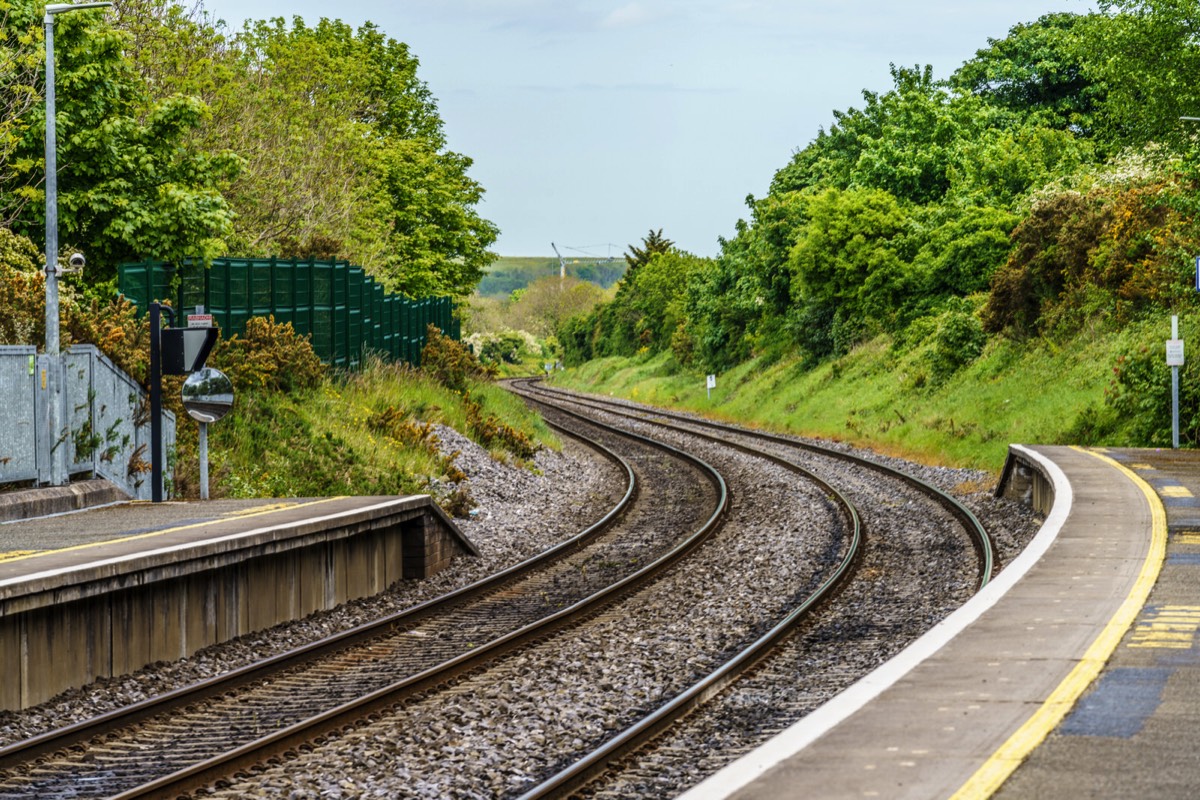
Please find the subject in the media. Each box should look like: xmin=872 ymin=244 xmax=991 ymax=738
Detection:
xmin=118 ymin=258 xmax=459 ymax=368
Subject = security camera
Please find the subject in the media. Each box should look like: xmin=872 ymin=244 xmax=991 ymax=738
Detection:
xmin=57 ymin=252 xmax=85 ymax=276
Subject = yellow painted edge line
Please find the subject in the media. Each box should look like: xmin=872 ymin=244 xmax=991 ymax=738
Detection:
xmin=950 ymin=446 xmax=1168 ymax=800
xmin=0 ymin=497 xmax=346 ymax=565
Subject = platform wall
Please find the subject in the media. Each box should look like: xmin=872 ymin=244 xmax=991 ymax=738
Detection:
xmin=0 ymin=505 xmax=467 ymax=711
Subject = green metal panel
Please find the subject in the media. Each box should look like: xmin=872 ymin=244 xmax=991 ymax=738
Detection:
xmin=312 ymin=260 xmax=334 ymax=361
xmin=383 ymin=296 xmax=398 ymax=358
xmin=179 ymin=260 xmax=206 ymax=312
xmin=347 ymin=266 xmax=364 ymax=368
xmin=372 ymin=283 xmax=385 ymax=353
xmin=118 ymin=259 xmax=459 ymax=370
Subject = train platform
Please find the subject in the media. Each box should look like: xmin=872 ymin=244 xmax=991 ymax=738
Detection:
xmin=683 ymin=444 xmax=1199 ymax=800
xmin=0 ymin=488 xmax=476 ymax=711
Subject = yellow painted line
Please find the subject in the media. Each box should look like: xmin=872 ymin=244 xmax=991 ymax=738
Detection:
xmin=1130 ymin=463 xmax=1155 ymax=471
xmin=225 ymin=502 xmax=297 ymax=517
xmin=0 ymin=498 xmax=345 ymax=565
xmin=949 ymin=446 xmax=1167 ymax=800
xmin=1176 ymin=531 xmax=1200 ymax=545
xmin=1160 ymin=486 xmax=1193 ymax=498
xmin=0 ymin=550 xmax=38 ymax=563
xmin=1128 ymin=605 xmax=1200 ymax=649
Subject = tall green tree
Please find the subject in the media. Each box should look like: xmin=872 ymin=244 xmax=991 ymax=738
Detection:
xmin=109 ymin=2 xmax=498 ymax=298
xmin=623 ymin=228 xmax=674 ymax=273
xmin=1078 ymin=1 xmax=1200 ymax=148
xmin=1 ymin=0 xmax=237 ymax=283
xmin=951 ymin=13 xmax=1105 ymax=136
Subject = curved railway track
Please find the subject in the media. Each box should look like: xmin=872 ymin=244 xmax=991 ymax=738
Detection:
xmin=0 ymin=380 xmax=1007 ymax=800
xmin=508 ymin=380 xmax=997 ymax=798
xmin=0 ymin=414 xmax=729 ymax=799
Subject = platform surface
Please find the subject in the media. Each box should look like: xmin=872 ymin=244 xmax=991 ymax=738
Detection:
xmin=0 ymin=495 xmax=435 ymax=597
xmin=684 ymin=445 xmax=1183 ymax=800
xmin=994 ymin=448 xmax=1200 ymax=799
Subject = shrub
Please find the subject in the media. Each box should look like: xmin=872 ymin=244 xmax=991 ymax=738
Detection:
xmin=421 ymin=325 xmax=495 ymax=393
xmin=210 ymin=315 xmax=325 ymax=394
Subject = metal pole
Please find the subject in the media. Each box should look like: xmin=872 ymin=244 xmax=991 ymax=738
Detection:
xmin=150 ymin=303 xmax=163 ymax=501
xmin=1173 ymin=315 xmax=1181 ymax=450
xmin=198 ymin=421 xmax=209 ymax=500
xmin=42 ymin=3 xmax=114 ymax=486
xmin=43 ymin=14 xmax=64 ymax=486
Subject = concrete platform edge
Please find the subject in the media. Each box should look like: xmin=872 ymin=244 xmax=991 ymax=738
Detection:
xmin=0 ymin=479 xmax=129 ymax=524
xmin=679 ymin=445 xmax=1074 ymax=800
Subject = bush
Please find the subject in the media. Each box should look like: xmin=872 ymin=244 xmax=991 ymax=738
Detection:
xmin=210 ymin=315 xmax=325 ymax=394
xmin=927 ymin=309 xmax=986 ymax=384
xmin=421 ymin=325 xmax=495 ymax=393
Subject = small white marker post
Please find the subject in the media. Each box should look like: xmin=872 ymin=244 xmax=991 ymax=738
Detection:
xmin=1167 ymin=315 xmax=1184 ymax=449
xmin=706 ymin=374 xmax=716 ymax=400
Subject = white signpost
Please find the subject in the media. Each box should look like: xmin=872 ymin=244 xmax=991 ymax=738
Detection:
xmin=706 ymin=374 xmax=716 ymax=399
xmin=1168 ymin=316 xmax=1184 ymax=449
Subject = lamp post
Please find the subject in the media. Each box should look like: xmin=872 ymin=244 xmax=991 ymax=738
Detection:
xmin=43 ymin=2 xmax=111 ymax=486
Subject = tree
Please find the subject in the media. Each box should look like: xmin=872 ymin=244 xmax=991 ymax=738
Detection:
xmin=509 ymin=275 xmax=604 ymax=338
xmin=772 ymin=65 xmax=1005 ymax=206
xmin=951 ymin=13 xmax=1106 ymax=136
xmin=787 ymin=187 xmax=914 ymax=351
xmin=624 ymin=228 xmax=673 ymax=273
xmin=1 ymin=0 xmax=238 ymax=283
xmin=107 ymin=3 xmax=498 ymax=297
xmin=1077 ymin=1 xmax=1200 ymax=148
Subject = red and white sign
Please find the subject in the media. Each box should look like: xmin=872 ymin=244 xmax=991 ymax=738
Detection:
xmin=187 ymin=314 xmax=214 ymax=329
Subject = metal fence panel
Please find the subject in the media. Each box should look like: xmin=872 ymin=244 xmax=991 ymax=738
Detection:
xmin=0 ymin=346 xmax=172 ymax=498
xmin=0 ymin=347 xmax=38 ymax=484
xmin=117 ymin=258 xmax=457 ymax=370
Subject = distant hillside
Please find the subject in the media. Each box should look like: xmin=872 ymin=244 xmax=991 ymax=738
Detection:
xmin=478 ymin=256 xmax=626 ymax=297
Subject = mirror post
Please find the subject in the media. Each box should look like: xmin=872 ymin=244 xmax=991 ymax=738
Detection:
xmin=198 ymin=421 xmax=209 ymax=500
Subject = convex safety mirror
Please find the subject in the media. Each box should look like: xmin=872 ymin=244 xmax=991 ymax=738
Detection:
xmin=181 ymin=367 xmax=234 ymax=423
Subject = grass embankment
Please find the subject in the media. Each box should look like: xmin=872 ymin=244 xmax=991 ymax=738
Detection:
xmin=549 ymin=320 xmax=1172 ymax=473
xmin=179 ymin=359 xmax=556 ymax=503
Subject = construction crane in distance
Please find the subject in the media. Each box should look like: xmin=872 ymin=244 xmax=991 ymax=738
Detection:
xmin=551 ymin=242 xmax=618 ymax=283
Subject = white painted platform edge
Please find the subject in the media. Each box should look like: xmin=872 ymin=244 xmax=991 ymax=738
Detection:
xmin=677 ymin=445 xmax=1072 ymax=800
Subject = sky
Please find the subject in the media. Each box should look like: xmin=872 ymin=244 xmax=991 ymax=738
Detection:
xmin=199 ymin=0 xmax=1097 ymax=259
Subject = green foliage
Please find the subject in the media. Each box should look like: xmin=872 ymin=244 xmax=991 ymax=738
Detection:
xmin=478 ymin=330 xmax=528 ymax=364
xmin=101 ymin=3 xmax=497 ymax=298
xmin=209 ymin=315 xmax=325 ymax=394
xmin=772 ymin=65 xmax=1001 ymax=206
xmin=1103 ymin=318 xmax=1200 ymax=447
xmin=950 ymin=12 xmax=1105 ymax=136
xmin=925 ymin=304 xmax=988 ymax=385
xmin=1 ymin=0 xmax=237 ymax=282
xmin=420 ymin=324 xmax=495 ymax=393
xmin=982 ymin=173 xmax=1197 ymax=338
xmin=624 ymin=228 xmax=674 ymax=273
xmin=1080 ymin=1 xmax=1200 ymax=149
xmin=567 ymin=245 xmax=709 ymax=363
xmin=787 ymin=186 xmax=914 ymax=349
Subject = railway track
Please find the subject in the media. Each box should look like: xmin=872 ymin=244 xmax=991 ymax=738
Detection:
xmin=0 ymin=381 xmax=1012 ymax=799
xmin=508 ymin=380 xmax=997 ymax=798
xmin=0 ymin=412 xmax=728 ymax=799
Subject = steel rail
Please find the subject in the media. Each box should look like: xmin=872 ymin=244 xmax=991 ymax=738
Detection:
xmin=519 ymin=379 xmax=995 ymax=589
xmin=509 ymin=380 xmax=866 ymax=800
xmin=100 ymin=402 xmax=730 ymax=799
xmin=0 ymin=419 xmax=633 ymax=771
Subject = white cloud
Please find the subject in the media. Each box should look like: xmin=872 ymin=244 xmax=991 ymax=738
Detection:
xmin=601 ymin=2 xmax=652 ymax=28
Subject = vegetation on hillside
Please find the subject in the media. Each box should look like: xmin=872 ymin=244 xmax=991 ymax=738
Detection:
xmin=556 ymin=2 xmax=1200 ymax=453
xmin=0 ymin=0 xmax=544 ymax=502
xmin=477 ymin=256 xmax=626 ymax=298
